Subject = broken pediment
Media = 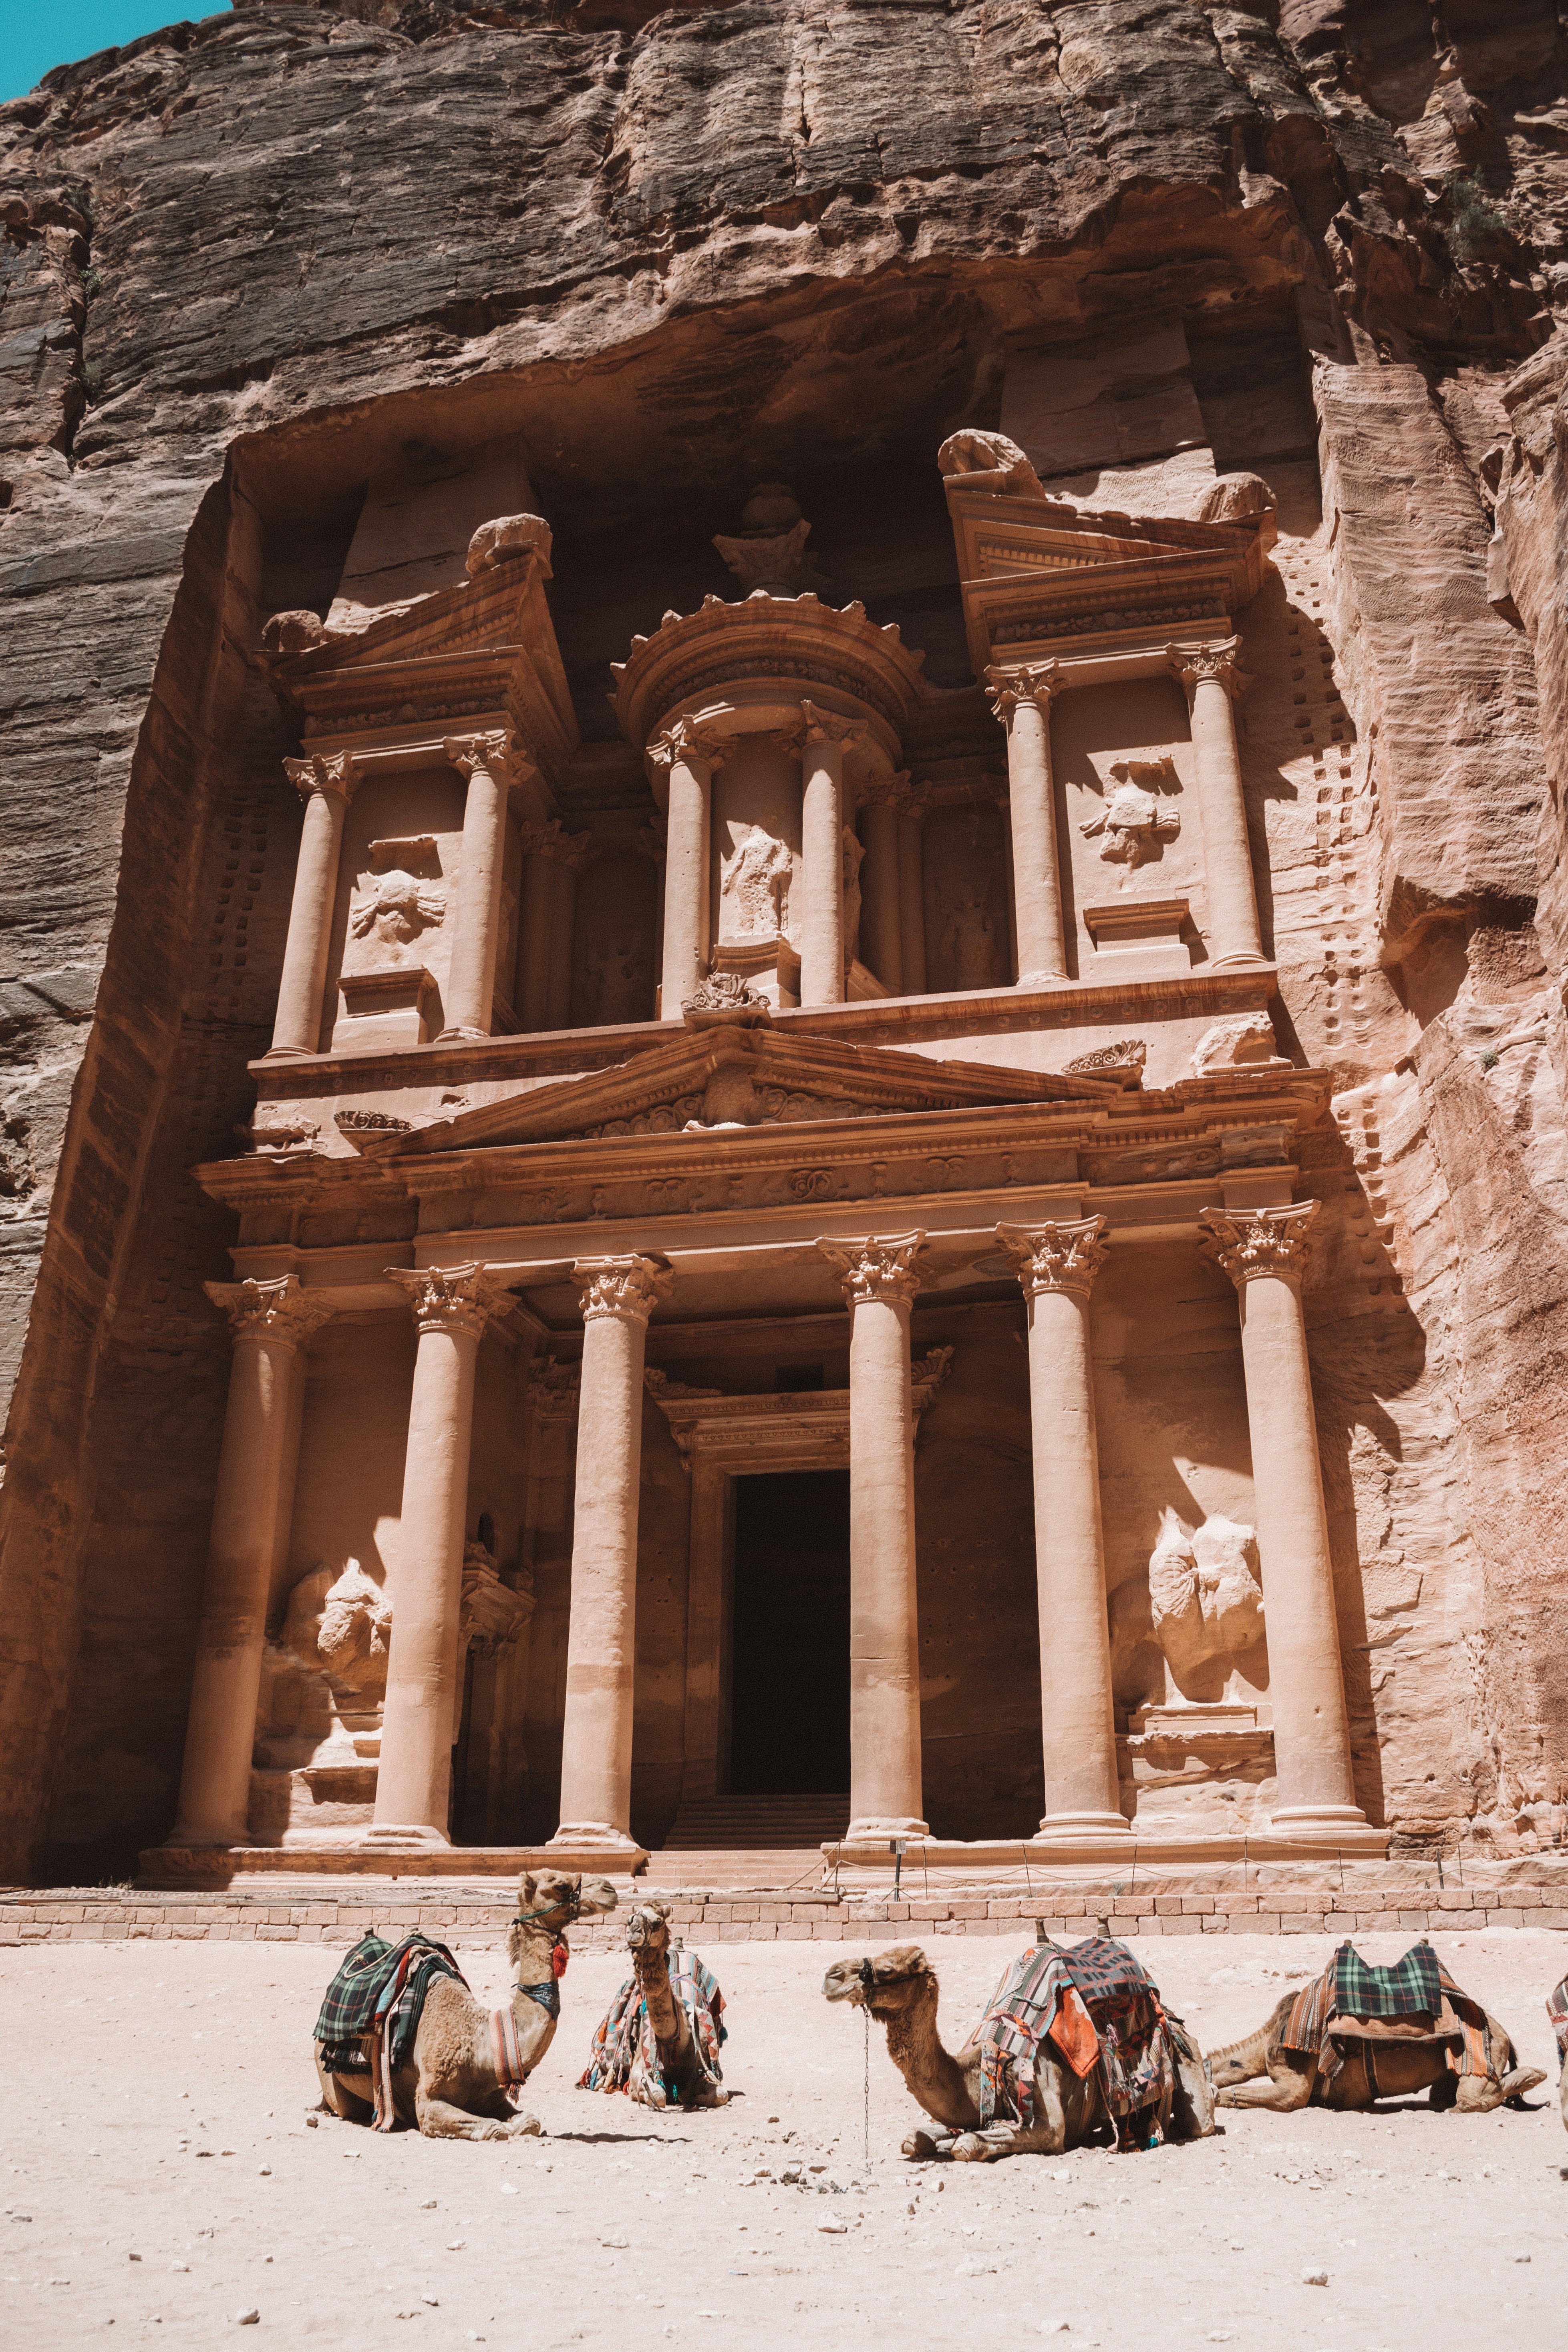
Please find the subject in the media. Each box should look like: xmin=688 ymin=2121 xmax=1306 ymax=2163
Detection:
xmin=357 ymin=1022 xmax=1123 ymax=1161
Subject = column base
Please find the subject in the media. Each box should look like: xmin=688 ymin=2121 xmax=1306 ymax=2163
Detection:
xmin=362 ymin=1823 xmax=453 ymax=1850
xmin=435 ymin=1025 xmax=489 ymax=1044
xmin=1037 ymin=1811 xmax=1133 ymax=1839
xmin=542 ymin=1823 xmax=650 ymax=1871
xmin=1269 ymin=1803 xmax=1369 ymax=1833
xmin=844 ymin=1817 xmax=930 ymax=1842
xmin=1208 ymin=950 xmax=1270 ymax=971
xmin=1014 ymin=970 xmax=1066 ymax=992
xmin=162 ymin=1823 xmax=248 ymax=1850
xmin=260 ymin=1044 xmax=314 ymax=1062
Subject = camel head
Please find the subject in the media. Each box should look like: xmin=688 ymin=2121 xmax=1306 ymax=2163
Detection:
xmin=823 ymin=1945 xmax=937 ymax=2022
xmin=626 ymin=1898 xmax=673 ymax=1958
xmin=507 ymin=1870 xmax=618 ymax=1965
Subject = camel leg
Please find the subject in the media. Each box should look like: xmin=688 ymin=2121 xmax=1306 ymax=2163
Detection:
xmin=1453 ymin=2075 xmax=1506 ymax=2113
xmin=1215 ymin=2066 xmax=1314 ymax=2112
xmin=316 ymin=2059 xmax=375 ymax=2125
xmin=951 ymin=2124 xmax=1034 ymax=2161
xmin=900 ymin=2128 xmax=954 ymax=2161
xmin=1502 ymin=2066 xmax=1547 ymax=2104
xmin=413 ymin=2090 xmax=520 ymax=2140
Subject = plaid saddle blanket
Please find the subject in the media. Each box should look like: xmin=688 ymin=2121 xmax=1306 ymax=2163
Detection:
xmin=314 ymin=1931 xmax=469 ymax=2129
xmin=1281 ymin=1942 xmax=1494 ymax=2083
xmin=578 ymin=1951 xmax=727 ymax=2107
xmin=1547 ymin=1976 xmax=1568 ymax=2062
xmin=968 ymin=1937 xmax=1174 ymax=2146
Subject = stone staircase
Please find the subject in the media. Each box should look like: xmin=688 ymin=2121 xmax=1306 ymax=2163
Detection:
xmin=661 ymin=1794 xmax=851 ymax=1850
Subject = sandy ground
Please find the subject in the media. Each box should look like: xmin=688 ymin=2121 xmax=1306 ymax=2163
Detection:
xmin=1 ymin=1927 xmax=1564 ymax=2350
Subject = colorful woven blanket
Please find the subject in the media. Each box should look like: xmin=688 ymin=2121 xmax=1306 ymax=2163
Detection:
xmin=578 ymin=1951 xmax=727 ymax=2108
xmin=1280 ymin=1941 xmax=1494 ymax=2084
xmin=1547 ymin=1976 xmax=1568 ymax=2062
xmin=968 ymin=1938 xmax=1174 ymax=2146
xmin=314 ymin=1931 xmax=470 ymax=2129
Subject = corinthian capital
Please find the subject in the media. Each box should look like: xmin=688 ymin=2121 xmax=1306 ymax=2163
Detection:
xmin=983 ymin=662 xmax=1063 ymax=728
xmin=816 ymin=1229 xmax=931 ymax=1309
xmin=386 ymin=1262 xmax=513 ymax=1339
xmin=994 ymin=1216 xmax=1109 ymax=1302
xmin=283 ymin=750 xmax=360 ymax=806
xmin=1199 ymin=1201 xmax=1318 ymax=1289
xmin=1166 ymin=638 xmax=1247 ymax=702
xmin=444 ymin=729 xmax=521 ymax=783
xmin=205 ymin=1273 xmax=335 ymax=1350
xmin=573 ymin=1253 xmax=675 ymax=1327
xmin=855 ymin=768 xmax=910 ymax=812
xmin=648 ymin=714 xmax=734 ymax=776
xmin=520 ymin=816 xmax=593 ymax=868
xmin=799 ymin=700 xmax=867 ymax=751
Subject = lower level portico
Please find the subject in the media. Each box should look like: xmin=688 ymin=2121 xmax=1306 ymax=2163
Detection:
xmin=152 ymin=1022 xmax=1389 ymax=1881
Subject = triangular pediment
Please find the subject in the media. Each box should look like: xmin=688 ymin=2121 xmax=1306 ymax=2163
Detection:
xmin=359 ymin=1022 xmax=1121 ymax=1161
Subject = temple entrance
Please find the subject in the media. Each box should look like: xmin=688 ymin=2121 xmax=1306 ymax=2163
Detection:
xmin=728 ymin=1469 xmax=851 ymax=1799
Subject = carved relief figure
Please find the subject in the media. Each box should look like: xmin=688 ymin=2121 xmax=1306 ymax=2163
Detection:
xmin=1081 ymin=759 xmax=1181 ymax=869
xmin=1148 ymin=1509 xmax=1266 ymax=1689
xmin=943 ymin=890 xmax=1000 ymax=989
xmin=281 ymin=1558 xmax=393 ymax=1701
xmin=348 ymin=835 xmax=446 ymax=962
xmin=723 ymin=824 xmax=793 ymax=940
xmin=583 ymin=928 xmax=653 ymax=1026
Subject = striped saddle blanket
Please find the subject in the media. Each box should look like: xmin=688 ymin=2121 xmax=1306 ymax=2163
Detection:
xmin=1281 ymin=1941 xmax=1494 ymax=2082
xmin=1547 ymin=1976 xmax=1568 ymax=2062
xmin=968 ymin=1937 xmax=1175 ymax=2147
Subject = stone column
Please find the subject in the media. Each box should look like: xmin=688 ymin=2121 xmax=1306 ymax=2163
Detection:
xmin=1199 ymin=1204 xmax=1365 ymax=1831
xmin=267 ymin=752 xmax=359 ymax=1059
xmin=896 ymin=782 xmax=929 ymax=996
xmin=816 ymin=1231 xmax=930 ymax=1840
xmin=857 ymin=775 xmax=905 ymax=996
xmin=169 ymin=1277 xmax=332 ymax=1845
xmin=1167 ymin=640 xmax=1265 ymax=967
xmin=370 ymin=1264 xmax=510 ymax=1844
xmin=985 ymin=664 xmax=1067 ymax=987
xmin=799 ymin=703 xmax=853 ymax=1007
xmin=996 ymin=1219 xmax=1130 ymax=1839
xmin=548 ymin=1253 xmax=674 ymax=1857
xmin=650 ymin=718 xmax=715 ymax=1018
xmin=517 ymin=833 xmax=556 ymax=1032
xmin=440 ymin=732 xmax=521 ymax=1041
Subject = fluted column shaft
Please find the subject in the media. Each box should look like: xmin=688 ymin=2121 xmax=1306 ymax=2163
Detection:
xmin=986 ymin=666 xmax=1066 ymax=986
xmin=550 ymin=1254 xmax=674 ymax=1854
xmin=651 ymin=720 xmax=714 ymax=1018
xmin=441 ymin=732 xmax=517 ymax=1041
xmin=268 ymin=754 xmax=358 ymax=1058
xmin=817 ymin=1232 xmax=930 ymax=1839
xmin=1169 ymin=642 xmax=1264 ymax=967
xmin=170 ymin=1278 xmax=331 ymax=1844
xmin=896 ymin=787 xmax=928 ymax=996
xmin=859 ymin=780 xmax=904 ymax=996
xmin=1200 ymin=1204 xmax=1364 ymax=1829
xmin=997 ymin=1220 xmax=1129 ymax=1838
xmin=799 ymin=705 xmax=849 ymax=1006
xmin=372 ymin=1265 xmax=508 ymax=1842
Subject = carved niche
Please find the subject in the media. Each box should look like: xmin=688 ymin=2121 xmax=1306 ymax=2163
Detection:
xmin=1147 ymin=1509 xmax=1266 ymax=1695
xmin=923 ymin=801 xmax=1009 ymax=993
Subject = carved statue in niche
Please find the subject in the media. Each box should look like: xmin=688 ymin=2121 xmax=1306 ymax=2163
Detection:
xmin=1080 ymin=759 xmax=1181 ymax=870
xmin=943 ymin=889 xmax=1000 ymax=989
xmin=281 ymin=1558 xmax=392 ymax=1701
xmin=712 ymin=482 xmax=827 ymax=596
xmin=723 ymin=823 xmax=793 ymax=940
xmin=582 ymin=927 xmax=653 ymax=1026
xmin=348 ymin=835 xmax=445 ymax=961
xmin=841 ymin=825 xmax=864 ymax=967
xmin=1148 ymin=1509 xmax=1266 ymax=1692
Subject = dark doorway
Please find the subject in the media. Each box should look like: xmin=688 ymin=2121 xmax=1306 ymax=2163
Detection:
xmin=728 ymin=1469 xmax=851 ymax=1795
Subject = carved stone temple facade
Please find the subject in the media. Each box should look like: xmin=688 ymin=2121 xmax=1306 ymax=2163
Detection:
xmin=145 ymin=432 xmax=1393 ymax=1878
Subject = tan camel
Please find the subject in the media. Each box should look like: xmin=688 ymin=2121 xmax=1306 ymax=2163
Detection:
xmin=823 ymin=1943 xmax=1214 ymax=2161
xmin=1206 ymin=1992 xmax=1546 ymax=2113
xmin=580 ymin=1899 xmax=729 ymax=2109
xmin=316 ymin=1869 xmax=617 ymax=2139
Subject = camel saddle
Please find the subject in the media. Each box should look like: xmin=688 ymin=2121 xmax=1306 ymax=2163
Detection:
xmin=1281 ymin=1940 xmax=1496 ymax=2083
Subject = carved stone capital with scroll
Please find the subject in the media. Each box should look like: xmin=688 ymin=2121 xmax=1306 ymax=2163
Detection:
xmin=205 ymin=1273 xmax=336 ymax=1353
xmin=983 ymin=662 xmax=1063 ymax=729
xmin=386 ymin=1262 xmax=513 ymax=1340
xmin=573 ymin=1252 xmax=675 ymax=1327
xmin=994 ymin=1216 xmax=1110 ymax=1302
xmin=282 ymin=750 xmax=360 ymax=807
xmin=1165 ymin=638 xmax=1248 ymax=704
xmin=816 ymin=1229 xmax=931 ymax=1310
xmin=1199 ymin=1201 xmax=1318 ymax=1289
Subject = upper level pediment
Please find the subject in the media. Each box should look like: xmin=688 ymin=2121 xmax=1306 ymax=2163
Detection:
xmin=353 ymin=1016 xmax=1123 ymax=1162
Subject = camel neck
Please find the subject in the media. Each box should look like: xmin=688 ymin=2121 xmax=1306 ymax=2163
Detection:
xmin=634 ymin=1944 xmax=682 ymax=2043
xmin=883 ymin=1984 xmax=981 ymax=2130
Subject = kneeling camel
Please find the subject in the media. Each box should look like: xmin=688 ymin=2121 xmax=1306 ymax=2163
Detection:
xmin=316 ymin=1869 xmax=617 ymax=2139
xmin=824 ymin=1943 xmax=1214 ymax=2161
xmin=1207 ymin=1994 xmax=1544 ymax=2113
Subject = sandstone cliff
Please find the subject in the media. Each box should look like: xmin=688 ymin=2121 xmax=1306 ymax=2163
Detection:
xmin=2 ymin=0 xmax=1566 ymax=1877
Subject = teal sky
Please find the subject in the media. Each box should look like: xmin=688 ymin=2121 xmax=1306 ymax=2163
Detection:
xmin=1 ymin=3 xmax=216 ymax=105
